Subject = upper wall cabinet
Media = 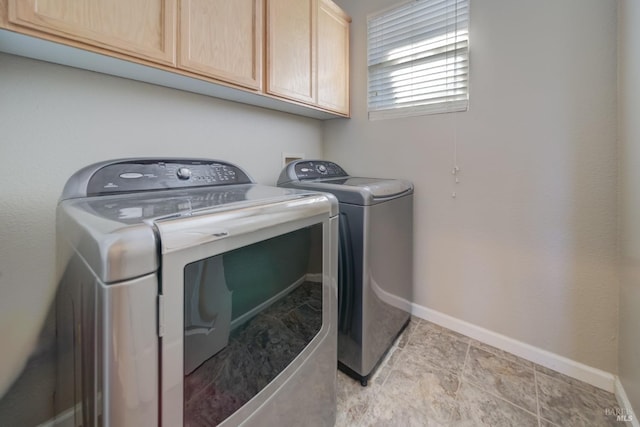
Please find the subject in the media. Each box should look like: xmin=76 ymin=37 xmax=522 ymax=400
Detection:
xmin=7 ymin=0 xmax=176 ymax=65
xmin=266 ymin=0 xmax=315 ymax=104
xmin=179 ymin=0 xmax=263 ymax=90
xmin=266 ymin=0 xmax=350 ymax=115
xmin=317 ymin=0 xmax=349 ymax=114
xmin=1 ymin=0 xmax=350 ymax=118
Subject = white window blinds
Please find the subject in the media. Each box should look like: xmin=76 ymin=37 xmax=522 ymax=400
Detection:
xmin=367 ymin=0 xmax=469 ymax=120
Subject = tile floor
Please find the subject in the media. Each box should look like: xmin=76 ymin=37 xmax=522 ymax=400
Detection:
xmin=336 ymin=317 xmax=625 ymax=427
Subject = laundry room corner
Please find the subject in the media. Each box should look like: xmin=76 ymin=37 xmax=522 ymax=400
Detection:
xmin=323 ymin=0 xmax=619 ymax=378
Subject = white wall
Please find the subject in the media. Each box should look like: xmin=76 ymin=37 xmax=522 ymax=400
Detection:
xmin=618 ymin=0 xmax=640 ymax=413
xmin=0 ymin=52 xmax=323 ymax=402
xmin=326 ymin=0 xmax=619 ymax=372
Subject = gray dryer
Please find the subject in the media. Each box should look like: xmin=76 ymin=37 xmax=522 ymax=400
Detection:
xmin=56 ymin=158 xmax=339 ymax=426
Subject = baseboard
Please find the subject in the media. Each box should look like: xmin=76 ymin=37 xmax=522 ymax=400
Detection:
xmin=411 ymin=303 xmax=616 ymax=393
xmin=305 ymin=273 xmax=323 ymax=283
xmin=36 ymin=405 xmax=75 ymax=427
xmin=614 ymin=377 xmax=639 ymax=426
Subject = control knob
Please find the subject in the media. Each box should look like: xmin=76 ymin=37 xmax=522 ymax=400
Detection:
xmin=176 ymin=167 xmax=192 ymax=180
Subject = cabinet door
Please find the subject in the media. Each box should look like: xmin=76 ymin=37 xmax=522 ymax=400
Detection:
xmin=266 ymin=0 xmax=315 ymax=104
xmin=179 ymin=0 xmax=263 ymax=90
xmin=317 ymin=0 xmax=349 ymax=115
xmin=8 ymin=0 xmax=176 ymax=65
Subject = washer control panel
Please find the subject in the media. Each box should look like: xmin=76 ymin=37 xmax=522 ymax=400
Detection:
xmin=86 ymin=159 xmax=253 ymax=196
xmin=293 ymin=161 xmax=347 ymax=180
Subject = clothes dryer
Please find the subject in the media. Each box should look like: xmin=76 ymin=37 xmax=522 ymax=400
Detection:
xmin=56 ymin=158 xmax=338 ymax=426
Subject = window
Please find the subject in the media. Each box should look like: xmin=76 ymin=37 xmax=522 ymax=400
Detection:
xmin=367 ymin=0 xmax=469 ymax=120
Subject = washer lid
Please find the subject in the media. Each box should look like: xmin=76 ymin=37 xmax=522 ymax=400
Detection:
xmin=277 ymin=160 xmax=413 ymax=205
xmin=318 ymin=177 xmax=413 ymax=198
xmin=282 ymin=178 xmax=413 ymax=205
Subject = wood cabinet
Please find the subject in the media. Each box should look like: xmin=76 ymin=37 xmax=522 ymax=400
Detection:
xmin=2 ymin=0 xmax=350 ymax=117
xmin=317 ymin=0 xmax=349 ymax=114
xmin=266 ymin=0 xmax=316 ymax=104
xmin=7 ymin=0 xmax=176 ymax=65
xmin=266 ymin=0 xmax=349 ymax=115
xmin=179 ymin=0 xmax=262 ymax=90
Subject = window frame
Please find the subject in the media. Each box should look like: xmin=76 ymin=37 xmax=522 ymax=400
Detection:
xmin=367 ymin=0 xmax=470 ymax=120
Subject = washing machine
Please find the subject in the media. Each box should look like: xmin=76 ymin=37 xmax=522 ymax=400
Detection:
xmin=56 ymin=158 xmax=338 ymax=426
xmin=278 ymin=160 xmax=413 ymax=385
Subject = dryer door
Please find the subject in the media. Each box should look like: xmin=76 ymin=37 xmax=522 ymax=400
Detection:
xmin=155 ymin=195 xmax=337 ymax=427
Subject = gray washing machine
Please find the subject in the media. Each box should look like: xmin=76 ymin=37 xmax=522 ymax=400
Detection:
xmin=278 ymin=160 xmax=413 ymax=385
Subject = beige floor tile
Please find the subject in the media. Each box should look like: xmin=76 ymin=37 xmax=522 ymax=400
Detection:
xmin=336 ymin=370 xmax=378 ymax=427
xmin=336 ymin=319 xmax=621 ymax=427
xmin=535 ymin=363 xmax=609 ymax=394
xmin=536 ymin=370 xmax=619 ymax=427
xmin=396 ymin=318 xmax=419 ymax=349
xmin=463 ymin=345 xmax=537 ymax=413
xmin=468 ymin=339 xmax=534 ymax=368
xmin=360 ymin=362 xmax=460 ymax=427
xmin=369 ymin=345 xmax=403 ymax=386
xmin=453 ymin=381 xmax=538 ymax=427
xmin=406 ymin=321 xmax=469 ymax=373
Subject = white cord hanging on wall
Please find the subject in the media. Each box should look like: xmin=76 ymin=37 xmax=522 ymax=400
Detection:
xmin=448 ymin=0 xmax=462 ymax=199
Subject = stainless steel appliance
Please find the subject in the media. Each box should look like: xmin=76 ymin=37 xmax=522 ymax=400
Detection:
xmin=278 ymin=160 xmax=413 ymax=386
xmin=56 ymin=158 xmax=338 ymax=426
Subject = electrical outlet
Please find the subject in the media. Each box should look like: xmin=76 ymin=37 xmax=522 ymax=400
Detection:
xmin=282 ymin=153 xmax=305 ymax=168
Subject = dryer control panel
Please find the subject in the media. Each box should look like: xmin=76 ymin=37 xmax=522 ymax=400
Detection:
xmin=293 ymin=161 xmax=348 ymax=180
xmin=62 ymin=159 xmax=254 ymax=199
